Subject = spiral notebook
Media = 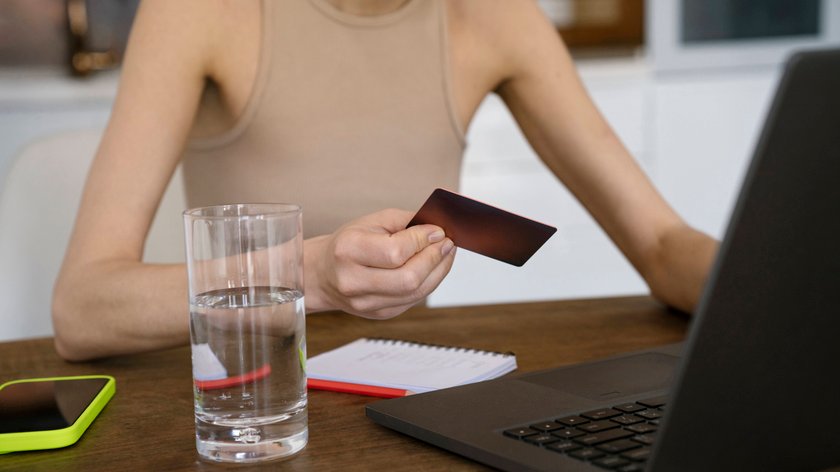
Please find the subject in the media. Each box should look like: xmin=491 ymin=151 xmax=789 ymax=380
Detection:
xmin=306 ymin=338 xmax=517 ymax=398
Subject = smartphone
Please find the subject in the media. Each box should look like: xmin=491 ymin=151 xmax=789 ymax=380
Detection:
xmin=0 ymin=375 xmax=115 ymax=454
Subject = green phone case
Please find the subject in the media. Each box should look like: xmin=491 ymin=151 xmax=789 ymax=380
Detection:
xmin=0 ymin=375 xmax=115 ymax=454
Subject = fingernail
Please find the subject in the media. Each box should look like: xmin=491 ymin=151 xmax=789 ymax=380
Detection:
xmin=441 ymin=239 xmax=455 ymax=256
xmin=428 ymin=230 xmax=445 ymax=243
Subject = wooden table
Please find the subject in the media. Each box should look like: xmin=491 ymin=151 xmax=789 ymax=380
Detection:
xmin=0 ymin=296 xmax=688 ymax=471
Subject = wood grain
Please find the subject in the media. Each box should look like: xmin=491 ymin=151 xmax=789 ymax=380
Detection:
xmin=0 ymin=296 xmax=687 ymax=471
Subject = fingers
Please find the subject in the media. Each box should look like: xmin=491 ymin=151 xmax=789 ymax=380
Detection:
xmin=336 ymin=211 xmax=445 ymax=269
xmin=336 ymin=238 xmax=456 ymax=298
xmin=377 ymin=237 xmax=455 ymax=297
xmin=308 ymin=208 xmax=457 ymax=319
xmin=338 ymin=244 xmax=457 ymax=318
xmin=375 ymin=224 xmax=446 ymax=269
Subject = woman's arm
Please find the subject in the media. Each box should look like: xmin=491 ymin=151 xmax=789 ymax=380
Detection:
xmin=52 ymin=0 xmax=219 ymax=360
xmin=463 ymin=1 xmax=717 ymax=312
xmin=53 ymin=0 xmax=455 ymax=361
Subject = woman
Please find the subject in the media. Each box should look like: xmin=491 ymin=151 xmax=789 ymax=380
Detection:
xmin=53 ymin=0 xmax=717 ymax=360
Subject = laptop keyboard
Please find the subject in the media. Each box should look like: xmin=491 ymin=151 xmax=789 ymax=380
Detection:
xmin=502 ymin=395 xmax=667 ymax=471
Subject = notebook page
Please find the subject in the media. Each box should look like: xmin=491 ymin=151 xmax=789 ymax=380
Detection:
xmin=307 ymin=338 xmax=517 ymax=393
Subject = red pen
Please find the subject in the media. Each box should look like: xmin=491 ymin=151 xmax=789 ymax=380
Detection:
xmin=194 ymin=363 xmax=272 ymax=391
xmin=307 ymin=378 xmax=416 ymax=398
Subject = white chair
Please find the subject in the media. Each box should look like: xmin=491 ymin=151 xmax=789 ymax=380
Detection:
xmin=0 ymin=130 xmax=186 ymax=341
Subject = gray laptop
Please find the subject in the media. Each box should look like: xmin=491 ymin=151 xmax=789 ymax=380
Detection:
xmin=366 ymin=48 xmax=840 ymax=472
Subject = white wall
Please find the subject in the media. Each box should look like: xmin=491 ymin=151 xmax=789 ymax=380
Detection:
xmin=652 ymin=69 xmax=781 ymax=238
xmin=0 ymin=70 xmax=117 ymax=183
xmin=0 ymin=69 xmax=188 ymax=342
xmin=0 ymin=57 xmax=783 ymax=340
xmin=427 ymin=58 xmax=782 ymax=307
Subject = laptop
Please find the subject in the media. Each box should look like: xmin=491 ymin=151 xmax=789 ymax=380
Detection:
xmin=366 ymin=48 xmax=840 ymax=472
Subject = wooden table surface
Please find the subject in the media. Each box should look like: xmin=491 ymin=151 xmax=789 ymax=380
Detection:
xmin=0 ymin=296 xmax=688 ymax=471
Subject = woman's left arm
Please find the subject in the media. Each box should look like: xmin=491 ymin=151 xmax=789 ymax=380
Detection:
xmin=487 ymin=2 xmax=717 ymax=313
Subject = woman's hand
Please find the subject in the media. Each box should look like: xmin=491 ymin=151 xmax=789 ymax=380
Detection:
xmin=304 ymin=208 xmax=456 ymax=318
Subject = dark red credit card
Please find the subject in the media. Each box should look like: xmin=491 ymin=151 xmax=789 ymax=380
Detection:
xmin=407 ymin=188 xmax=556 ymax=267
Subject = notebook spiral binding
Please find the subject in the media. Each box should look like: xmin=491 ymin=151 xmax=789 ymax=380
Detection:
xmin=365 ymin=337 xmax=515 ymax=357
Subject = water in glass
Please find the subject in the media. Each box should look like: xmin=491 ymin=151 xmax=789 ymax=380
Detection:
xmin=190 ymin=286 xmax=307 ymax=463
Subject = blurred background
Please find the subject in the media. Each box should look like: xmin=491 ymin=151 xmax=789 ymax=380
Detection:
xmin=0 ymin=0 xmax=838 ymax=340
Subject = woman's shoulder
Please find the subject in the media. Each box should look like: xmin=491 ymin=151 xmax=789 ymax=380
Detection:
xmin=131 ymin=0 xmax=232 ymax=39
xmin=446 ymin=0 xmax=564 ymax=83
xmin=447 ymin=0 xmax=554 ymax=39
xmin=128 ymin=0 xmax=260 ymax=71
xmin=127 ymin=0 xmax=223 ymax=70
xmin=127 ymin=0 xmax=260 ymax=109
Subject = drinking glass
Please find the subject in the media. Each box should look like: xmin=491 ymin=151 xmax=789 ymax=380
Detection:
xmin=183 ymin=203 xmax=307 ymax=463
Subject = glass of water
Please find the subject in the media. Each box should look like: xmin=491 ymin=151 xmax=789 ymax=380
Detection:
xmin=183 ymin=203 xmax=307 ymax=463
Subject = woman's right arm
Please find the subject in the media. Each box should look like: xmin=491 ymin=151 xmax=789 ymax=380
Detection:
xmin=52 ymin=0 xmax=220 ymax=360
xmin=52 ymin=0 xmax=456 ymax=361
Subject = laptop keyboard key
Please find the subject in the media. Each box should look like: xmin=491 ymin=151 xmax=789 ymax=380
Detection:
xmin=592 ymin=456 xmax=630 ymax=469
xmin=613 ymin=402 xmax=646 ymax=413
xmin=630 ymin=433 xmax=656 ymax=446
xmin=579 ymin=420 xmax=621 ymax=433
xmin=503 ymin=427 xmax=538 ymax=439
xmin=556 ymin=415 xmax=589 ymax=426
xmin=523 ymin=433 xmax=560 ymax=446
xmin=635 ymin=409 xmax=662 ymax=420
xmin=617 ymin=464 xmax=645 ymax=472
xmin=529 ymin=421 xmax=564 ymax=432
xmin=626 ymin=423 xmax=657 ymax=434
xmin=581 ymin=408 xmax=623 ymax=420
xmin=621 ymin=447 xmax=652 ymax=462
xmin=545 ymin=440 xmax=581 ymax=454
xmin=596 ymin=439 xmax=642 ymax=454
xmin=610 ymin=415 xmax=645 ymax=426
xmin=576 ymin=428 xmax=634 ymax=446
xmin=552 ymin=428 xmax=586 ymax=439
xmin=569 ymin=448 xmax=605 ymax=461
xmin=636 ymin=395 xmax=668 ymax=408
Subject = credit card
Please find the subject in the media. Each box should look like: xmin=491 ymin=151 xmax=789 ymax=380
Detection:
xmin=407 ymin=188 xmax=556 ymax=266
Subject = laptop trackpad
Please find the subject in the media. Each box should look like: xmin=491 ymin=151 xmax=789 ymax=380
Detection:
xmin=520 ymin=353 xmax=679 ymax=400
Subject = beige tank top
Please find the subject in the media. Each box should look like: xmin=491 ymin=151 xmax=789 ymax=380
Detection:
xmin=182 ymin=0 xmax=466 ymax=238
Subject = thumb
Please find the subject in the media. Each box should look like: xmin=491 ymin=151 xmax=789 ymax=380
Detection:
xmin=372 ymin=224 xmax=446 ymax=269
